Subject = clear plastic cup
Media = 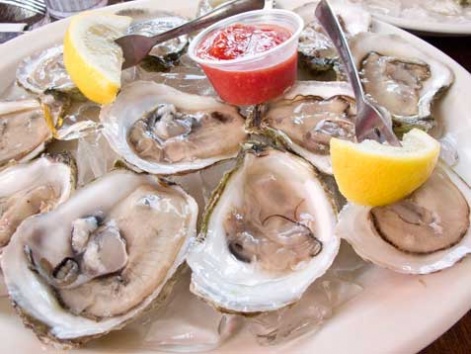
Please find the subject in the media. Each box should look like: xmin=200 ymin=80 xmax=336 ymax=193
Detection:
xmin=45 ymin=0 xmax=108 ymax=20
xmin=188 ymin=9 xmax=304 ymax=105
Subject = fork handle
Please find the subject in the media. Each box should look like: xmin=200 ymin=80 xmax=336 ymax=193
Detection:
xmin=148 ymin=0 xmax=265 ymax=47
xmin=315 ymin=0 xmax=366 ymax=108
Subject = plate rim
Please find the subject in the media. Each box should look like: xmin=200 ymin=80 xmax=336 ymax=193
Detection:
xmin=0 ymin=1 xmax=470 ymax=353
xmin=372 ymin=12 xmax=471 ymax=35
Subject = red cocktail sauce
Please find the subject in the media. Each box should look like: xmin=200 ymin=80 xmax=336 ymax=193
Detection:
xmin=195 ymin=23 xmax=297 ymax=105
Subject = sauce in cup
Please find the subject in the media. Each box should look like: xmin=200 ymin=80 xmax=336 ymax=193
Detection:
xmin=189 ymin=10 xmax=304 ymax=105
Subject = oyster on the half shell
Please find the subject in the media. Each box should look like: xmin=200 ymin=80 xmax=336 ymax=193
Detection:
xmin=0 ymin=154 xmax=75 ymax=250
xmin=187 ymin=143 xmax=339 ymax=313
xmin=295 ymin=1 xmax=371 ymax=79
xmin=253 ymin=81 xmax=356 ymax=175
xmin=0 ymin=98 xmax=59 ymax=166
xmin=336 ymin=166 xmax=471 ymax=274
xmin=350 ymin=32 xmax=454 ymax=133
xmin=126 ymin=11 xmax=189 ymax=72
xmin=100 ymin=81 xmax=247 ymax=175
xmin=1 ymin=170 xmax=198 ymax=346
xmin=16 ymin=45 xmax=75 ymax=94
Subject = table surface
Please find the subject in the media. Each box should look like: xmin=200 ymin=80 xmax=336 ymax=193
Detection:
xmin=1 ymin=2 xmax=471 ymax=353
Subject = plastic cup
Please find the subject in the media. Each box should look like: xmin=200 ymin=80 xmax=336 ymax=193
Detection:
xmin=188 ymin=9 xmax=304 ymax=105
xmin=45 ymin=0 xmax=108 ymax=20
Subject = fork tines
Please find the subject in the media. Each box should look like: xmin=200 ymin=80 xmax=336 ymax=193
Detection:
xmin=0 ymin=0 xmax=46 ymax=15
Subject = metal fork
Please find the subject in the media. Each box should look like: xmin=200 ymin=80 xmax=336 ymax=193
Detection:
xmin=116 ymin=0 xmax=265 ymax=69
xmin=0 ymin=0 xmax=46 ymax=15
xmin=315 ymin=0 xmax=400 ymax=146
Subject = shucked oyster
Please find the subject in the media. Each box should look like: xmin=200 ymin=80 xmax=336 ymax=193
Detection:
xmin=16 ymin=45 xmax=75 ymax=94
xmin=0 ymin=98 xmax=58 ymax=166
xmin=255 ymin=81 xmax=356 ymax=175
xmin=126 ymin=11 xmax=188 ymax=72
xmin=100 ymin=81 xmax=247 ymax=175
xmin=0 ymin=154 xmax=75 ymax=250
xmin=336 ymin=166 xmax=471 ymax=274
xmin=350 ymin=33 xmax=454 ymax=133
xmin=187 ymin=143 xmax=339 ymax=313
xmin=1 ymin=170 xmax=198 ymax=346
xmin=295 ymin=2 xmax=371 ymax=79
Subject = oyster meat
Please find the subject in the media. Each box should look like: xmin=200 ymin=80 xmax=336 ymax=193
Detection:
xmin=100 ymin=81 xmax=247 ymax=175
xmin=336 ymin=166 xmax=471 ymax=274
xmin=295 ymin=2 xmax=371 ymax=78
xmin=1 ymin=170 xmax=198 ymax=346
xmin=0 ymin=154 xmax=75 ymax=250
xmin=187 ymin=143 xmax=339 ymax=313
xmin=255 ymin=81 xmax=356 ymax=175
xmin=351 ymin=32 xmax=454 ymax=133
xmin=0 ymin=98 xmax=57 ymax=166
xmin=16 ymin=45 xmax=75 ymax=94
xmin=126 ymin=11 xmax=189 ymax=72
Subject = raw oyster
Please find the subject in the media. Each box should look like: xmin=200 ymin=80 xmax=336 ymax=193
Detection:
xmin=1 ymin=169 xmax=198 ymax=346
xmin=187 ymin=143 xmax=339 ymax=313
xmin=350 ymin=32 xmax=454 ymax=133
xmin=100 ymin=81 xmax=247 ymax=175
xmin=15 ymin=44 xmax=105 ymax=141
xmin=16 ymin=45 xmax=75 ymax=94
xmin=0 ymin=154 xmax=75 ymax=250
xmin=0 ymin=98 xmax=58 ymax=166
xmin=295 ymin=2 xmax=371 ymax=79
xmin=126 ymin=11 xmax=188 ymax=72
xmin=254 ymin=81 xmax=356 ymax=175
xmin=336 ymin=166 xmax=471 ymax=274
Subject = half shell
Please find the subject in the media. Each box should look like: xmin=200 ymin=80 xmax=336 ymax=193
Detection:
xmin=254 ymin=81 xmax=356 ymax=175
xmin=0 ymin=154 xmax=75 ymax=250
xmin=1 ymin=169 xmax=198 ymax=346
xmin=16 ymin=45 xmax=75 ymax=94
xmin=350 ymin=32 xmax=454 ymax=133
xmin=187 ymin=143 xmax=339 ymax=313
xmin=100 ymin=81 xmax=247 ymax=175
xmin=336 ymin=166 xmax=471 ymax=274
xmin=296 ymin=2 xmax=371 ymax=79
xmin=0 ymin=98 xmax=57 ymax=166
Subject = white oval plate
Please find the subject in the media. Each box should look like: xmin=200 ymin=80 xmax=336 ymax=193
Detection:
xmin=373 ymin=11 xmax=471 ymax=36
xmin=0 ymin=1 xmax=471 ymax=353
xmin=285 ymin=0 xmax=471 ymax=35
xmin=335 ymin=0 xmax=471 ymax=35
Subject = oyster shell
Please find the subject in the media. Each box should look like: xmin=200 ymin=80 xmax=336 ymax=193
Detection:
xmin=1 ymin=169 xmax=198 ymax=346
xmin=100 ymin=81 xmax=247 ymax=175
xmin=187 ymin=143 xmax=339 ymax=313
xmin=0 ymin=154 xmax=75 ymax=250
xmin=350 ymin=33 xmax=454 ymax=133
xmin=336 ymin=166 xmax=471 ymax=274
xmin=295 ymin=2 xmax=371 ymax=79
xmin=254 ymin=81 xmax=356 ymax=175
xmin=15 ymin=44 xmax=106 ymax=141
xmin=16 ymin=45 xmax=75 ymax=94
xmin=0 ymin=98 xmax=57 ymax=166
xmin=127 ymin=11 xmax=188 ymax=72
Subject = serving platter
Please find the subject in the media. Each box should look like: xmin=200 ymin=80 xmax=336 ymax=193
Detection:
xmin=0 ymin=0 xmax=471 ymax=353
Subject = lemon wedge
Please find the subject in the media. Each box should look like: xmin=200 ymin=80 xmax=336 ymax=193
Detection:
xmin=63 ymin=13 xmax=132 ymax=104
xmin=331 ymin=128 xmax=440 ymax=206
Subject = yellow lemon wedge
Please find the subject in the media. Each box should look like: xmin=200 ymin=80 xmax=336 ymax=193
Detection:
xmin=63 ymin=13 xmax=132 ymax=104
xmin=330 ymin=128 xmax=440 ymax=206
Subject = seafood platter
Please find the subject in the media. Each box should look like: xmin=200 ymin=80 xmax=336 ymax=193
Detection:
xmin=0 ymin=0 xmax=470 ymax=352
